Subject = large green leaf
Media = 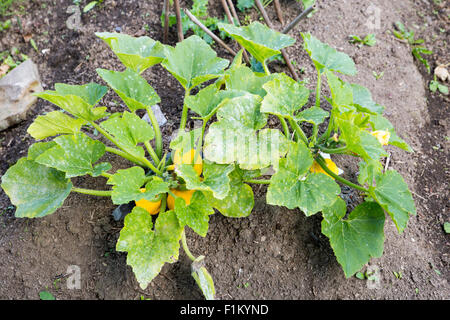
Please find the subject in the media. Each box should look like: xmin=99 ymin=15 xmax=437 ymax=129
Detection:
xmin=96 ymin=32 xmax=165 ymax=73
xmin=34 ymin=133 xmax=108 ymax=178
xmin=34 ymin=91 xmax=108 ymax=122
xmin=302 ymin=33 xmax=357 ymax=75
xmin=225 ymin=65 xmax=275 ymax=97
xmin=96 ymin=68 xmax=160 ymax=112
xmin=218 ymin=22 xmax=295 ymax=63
xmin=369 ymin=114 xmax=413 ymax=152
xmin=261 ymin=73 xmax=310 ymax=117
xmin=204 ymin=168 xmax=254 ymax=218
xmin=351 ymin=84 xmax=385 ymax=114
xmin=267 ymin=141 xmax=340 ymax=215
xmin=295 ymin=106 xmax=329 ymax=125
xmin=176 ymin=161 xmax=234 ymax=200
xmin=321 ymin=198 xmax=385 ymax=278
xmin=107 ymin=166 xmax=168 ymax=205
xmin=370 ymin=170 xmax=416 ymax=233
xmin=54 ymin=82 xmax=108 ymax=106
xmin=100 ymin=111 xmax=155 ymax=159
xmin=27 ymin=111 xmax=86 ymax=140
xmin=27 ymin=141 xmax=57 ymax=160
xmin=204 ymin=93 xmax=290 ymax=170
xmin=336 ymin=112 xmax=388 ymax=161
xmin=0 ymin=158 xmax=72 ymax=218
xmin=325 ymin=70 xmax=354 ymax=108
xmin=116 ymin=207 xmax=183 ymax=289
xmin=174 ymin=191 xmax=214 ymax=237
xmin=161 ymin=35 xmax=229 ymax=90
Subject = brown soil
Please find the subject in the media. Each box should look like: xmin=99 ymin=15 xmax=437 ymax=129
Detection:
xmin=0 ymin=0 xmax=448 ymax=300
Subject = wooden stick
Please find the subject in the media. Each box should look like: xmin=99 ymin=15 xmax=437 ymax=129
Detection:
xmin=273 ymin=0 xmax=285 ymax=25
xmin=163 ymin=0 xmax=170 ymax=43
xmin=184 ymin=9 xmax=237 ymax=57
xmin=173 ymin=0 xmax=184 ymax=42
xmin=224 ymin=0 xmax=251 ymax=64
xmin=254 ymin=0 xmax=299 ymax=81
xmin=281 ymin=5 xmax=316 ymax=34
xmin=226 ymin=0 xmax=240 ymax=25
xmin=220 ymin=0 xmax=250 ymax=65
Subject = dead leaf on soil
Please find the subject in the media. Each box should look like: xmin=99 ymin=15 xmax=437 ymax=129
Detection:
xmin=0 ymin=64 xmax=10 ymax=77
xmin=23 ymin=33 xmax=33 ymax=42
xmin=434 ymin=65 xmax=449 ymax=82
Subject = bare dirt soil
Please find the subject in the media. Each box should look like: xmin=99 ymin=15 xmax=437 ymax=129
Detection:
xmin=0 ymin=0 xmax=448 ymax=300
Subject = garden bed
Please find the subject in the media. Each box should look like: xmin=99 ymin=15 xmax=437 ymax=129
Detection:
xmin=0 ymin=0 xmax=448 ymax=299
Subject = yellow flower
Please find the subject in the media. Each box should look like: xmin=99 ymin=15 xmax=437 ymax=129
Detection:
xmin=370 ymin=130 xmax=390 ymax=146
xmin=310 ymin=153 xmax=343 ymax=179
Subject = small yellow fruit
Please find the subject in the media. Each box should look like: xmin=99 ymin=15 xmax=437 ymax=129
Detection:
xmin=172 ymin=149 xmax=203 ymax=176
xmin=135 ymin=188 xmax=161 ymax=215
xmin=167 ymin=189 xmax=195 ymax=210
xmin=370 ymin=130 xmax=390 ymax=146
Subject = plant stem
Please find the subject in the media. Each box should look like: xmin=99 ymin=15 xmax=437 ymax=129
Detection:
xmin=72 ymin=187 xmax=112 ymax=197
xmin=144 ymin=141 xmax=160 ymax=166
xmin=181 ymin=229 xmax=197 ymax=262
xmin=100 ymin=172 xmax=113 ymax=179
xmin=145 ymin=106 xmax=163 ymax=158
xmin=179 ymin=90 xmax=191 ymax=131
xmin=317 ymin=145 xmax=348 ymax=154
xmin=315 ymin=68 xmax=322 ymax=108
xmin=314 ymin=156 xmax=369 ymax=192
xmin=288 ymin=117 xmax=308 ymax=145
xmin=278 ymin=116 xmax=290 ymax=138
xmin=244 ymin=179 xmax=271 ymax=184
xmin=105 ymin=146 xmax=147 ymax=167
xmin=262 ymin=61 xmax=270 ymax=76
xmin=160 ymin=193 xmax=167 ymax=213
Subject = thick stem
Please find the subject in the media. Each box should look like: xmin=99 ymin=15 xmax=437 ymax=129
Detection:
xmin=145 ymin=106 xmax=163 ymax=158
xmin=278 ymin=116 xmax=290 ymax=138
xmin=314 ymin=156 xmax=369 ymax=192
xmin=315 ymin=68 xmax=322 ymax=108
xmin=105 ymin=146 xmax=147 ymax=167
xmin=262 ymin=61 xmax=270 ymax=75
xmin=179 ymin=90 xmax=191 ymax=131
xmin=100 ymin=172 xmax=113 ymax=179
xmin=144 ymin=141 xmax=160 ymax=166
xmin=72 ymin=187 xmax=112 ymax=197
xmin=244 ymin=179 xmax=271 ymax=185
xmin=181 ymin=229 xmax=197 ymax=262
xmin=317 ymin=145 xmax=348 ymax=154
xmin=288 ymin=117 xmax=308 ymax=145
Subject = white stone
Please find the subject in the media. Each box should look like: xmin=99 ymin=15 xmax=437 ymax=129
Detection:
xmin=142 ymin=104 xmax=167 ymax=127
xmin=0 ymin=59 xmax=43 ymax=131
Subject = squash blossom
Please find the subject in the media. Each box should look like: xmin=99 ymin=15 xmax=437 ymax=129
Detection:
xmin=310 ymin=153 xmax=343 ymax=179
xmin=370 ymin=130 xmax=390 ymax=146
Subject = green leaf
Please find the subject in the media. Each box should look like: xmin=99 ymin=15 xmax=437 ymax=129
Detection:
xmin=357 ymin=160 xmax=382 ymax=186
xmin=96 ymin=32 xmax=165 ymax=73
xmin=174 ymin=191 xmax=214 ymax=237
xmin=237 ymin=0 xmax=254 ymax=11
xmin=39 ymin=291 xmax=56 ymax=300
xmin=295 ymin=106 xmax=329 ymax=125
xmin=54 ymin=82 xmax=108 ymax=107
xmin=321 ymin=198 xmax=385 ymax=278
xmin=34 ymin=133 xmax=107 ymax=178
xmin=325 ymin=70 xmax=354 ymax=108
xmin=116 ymin=207 xmax=183 ymax=289
xmin=96 ymin=68 xmax=160 ymax=112
xmin=370 ymin=170 xmax=416 ymax=234
xmin=336 ymin=112 xmax=388 ymax=161
xmin=192 ymin=265 xmax=215 ymax=300
xmin=107 ymin=166 xmax=168 ymax=204
xmin=267 ymin=141 xmax=340 ymax=215
xmin=368 ymin=114 xmax=413 ymax=152
xmin=27 ymin=141 xmax=57 ymax=160
xmin=261 ymin=73 xmax=310 ymax=117
xmin=27 ymin=111 xmax=86 ymax=140
xmin=176 ymin=161 xmax=234 ymax=200
xmin=83 ymin=1 xmax=97 ymax=13
xmin=92 ymin=162 xmax=112 ymax=177
xmin=161 ymin=35 xmax=229 ymax=90
xmin=169 ymin=128 xmax=202 ymax=153
xmin=204 ymin=167 xmax=254 ymax=218
xmin=225 ymin=65 xmax=274 ymax=97
xmin=34 ymin=91 xmax=108 ymax=122
xmin=218 ymin=22 xmax=295 ymax=64
xmin=100 ymin=111 xmax=155 ymax=159
xmin=1 ymin=158 xmax=72 ymax=218
xmin=444 ymin=222 xmax=450 ymax=234
xmin=351 ymin=84 xmax=385 ymax=114
xmin=302 ymin=33 xmax=357 ymax=75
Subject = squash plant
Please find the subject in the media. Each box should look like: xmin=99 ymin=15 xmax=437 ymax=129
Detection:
xmin=0 ymin=23 xmax=416 ymax=299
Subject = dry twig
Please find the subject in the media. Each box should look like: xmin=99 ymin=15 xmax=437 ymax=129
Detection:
xmin=173 ymin=0 xmax=184 ymax=42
